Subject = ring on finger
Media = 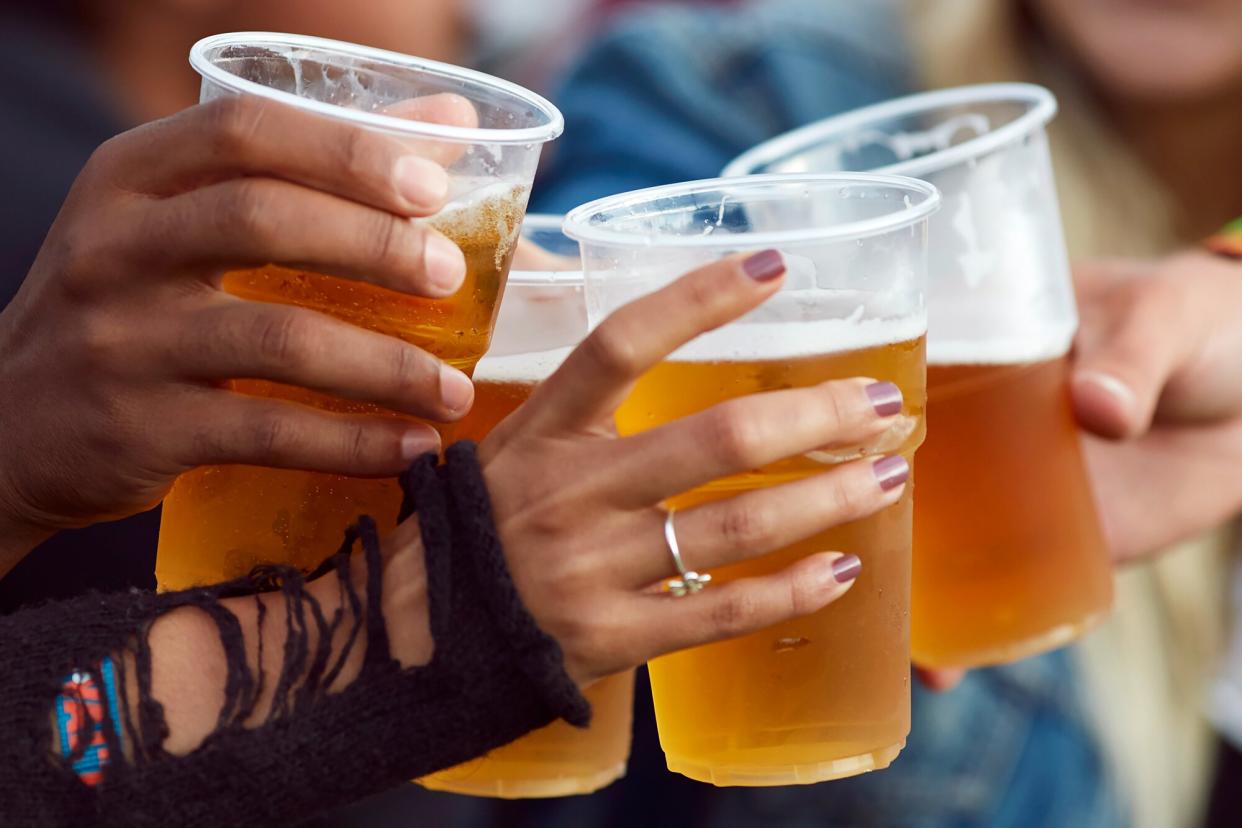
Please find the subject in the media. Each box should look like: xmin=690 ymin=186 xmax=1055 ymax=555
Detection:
xmin=663 ymin=507 xmax=712 ymax=597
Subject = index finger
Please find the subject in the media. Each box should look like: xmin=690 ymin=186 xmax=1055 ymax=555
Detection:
xmin=98 ymin=94 xmax=477 ymax=216
xmin=521 ymin=250 xmax=787 ymax=433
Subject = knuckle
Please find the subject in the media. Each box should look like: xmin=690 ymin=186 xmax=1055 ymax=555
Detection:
xmin=818 ymin=383 xmax=850 ymax=430
xmin=710 ymin=589 xmax=759 ymax=638
xmin=251 ymin=412 xmax=295 ymax=461
xmin=76 ymin=311 xmax=125 ymax=370
xmin=343 ymin=422 xmax=377 ymax=467
xmin=361 ymin=210 xmax=408 ymax=272
xmin=188 ymin=419 xmax=228 ymax=463
xmin=548 ymin=607 xmax=595 ymax=655
xmin=827 ymin=470 xmax=868 ymax=519
xmin=580 ymin=323 xmax=642 ymax=381
xmin=337 ymin=128 xmax=387 ymax=186
xmin=787 ymin=575 xmax=819 ymax=617
xmin=679 ymin=270 xmax=718 ymax=315
xmin=205 ymin=96 xmax=267 ymax=153
xmin=53 ymin=233 xmax=105 ymax=301
xmin=708 ymin=405 xmax=763 ymax=467
xmin=223 ymin=180 xmax=277 ymax=242
xmin=251 ymin=310 xmax=311 ymax=369
xmin=82 ymin=137 xmax=123 ymax=180
xmin=718 ymin=502 xmax=773 ymax=549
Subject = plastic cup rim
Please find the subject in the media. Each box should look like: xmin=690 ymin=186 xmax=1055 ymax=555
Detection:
xmin=562 ymin=173 xmax=940 ymax=249
xmin=721 ymin=83 xmax=1057 ymax=180
xmin=511 ymin=213 xmax=583 ymax=285
xmin=189 ymin=31 xmax=564 ymax=145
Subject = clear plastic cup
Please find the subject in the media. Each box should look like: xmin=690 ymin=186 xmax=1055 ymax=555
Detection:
xmin=725 ymin=84 xmax=1114 ymax=668
xmin=157 ymin=34 xmax=561 ymax=590
xmin=422 ymin=215 xmax=635 ymax=798
xmin=565 ymin=174 xmax=938 ymax=786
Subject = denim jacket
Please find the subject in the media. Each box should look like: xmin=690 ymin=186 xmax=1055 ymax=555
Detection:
xmin=530 ymin=3 xmax=1127 ymax=827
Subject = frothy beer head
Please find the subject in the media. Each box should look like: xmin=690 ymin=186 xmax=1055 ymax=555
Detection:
xmin=927 ymin=299 xmax=1074 ymax=366
xmin=474 ymin=347 xmax=575 ymax=384
xmin=665 ymin=286 xmax=927 ymax=363
xmin=431 ymin=181 xmax=528 ymax=273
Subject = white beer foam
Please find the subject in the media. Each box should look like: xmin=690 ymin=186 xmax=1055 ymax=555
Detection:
xmin=474 ymin=346 xmax=574 ymax=383
xmin=669 ymin=313 xmax=927 ymax=362
xmin=927 ymin=319 xmax=1074 ymax=365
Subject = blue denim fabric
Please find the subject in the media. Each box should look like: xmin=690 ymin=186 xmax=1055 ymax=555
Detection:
xmin=532 ymin=0 xmax=912 ymax=214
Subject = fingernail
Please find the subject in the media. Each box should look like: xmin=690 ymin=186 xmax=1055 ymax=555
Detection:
xmin=742 ymin=249 xmax=785 ymax=282
xmin=832 ymin=554 xmax=862 ymax=584
xmin=423 ymin=233 xmax=467 ymax=295
xmin=401 ymin=428 xmax=440 ymax=461
xmin=394 ymin=156 xmax=449 ymax=211
xmin=873 ymin=455 xmax=909 ymax=491
xmin=1075 ymin=370 xmax=1136 ymax=412
xmin=439 ymin=364 xmax=474 ymax=413
xmin=865 ymin=381 xmax=903 ymax=417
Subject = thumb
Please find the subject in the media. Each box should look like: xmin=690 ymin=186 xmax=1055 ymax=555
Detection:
xmin=1071 ymin=281 xmax=1183 ymax=440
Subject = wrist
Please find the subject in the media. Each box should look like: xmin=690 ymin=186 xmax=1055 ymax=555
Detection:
xmin=378 ymin=517 xmax=433 ymax=669
xmin=300 ymin=518 xmax=432 ymax=676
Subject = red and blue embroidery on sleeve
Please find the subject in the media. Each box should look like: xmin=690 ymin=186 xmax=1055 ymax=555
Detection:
xmin=54 ymin=656 xmax=123 ymax=786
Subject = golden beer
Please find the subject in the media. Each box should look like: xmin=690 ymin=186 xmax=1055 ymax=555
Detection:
xmin=156 ymin=188 xmax=525 ymax=590
xmin=616 ymin=332 xmax=926 ymax=786
xmin=911 ymin=355 xmax=1113 ymax=668
xmin=425 ymin=369 xmax=634 ymax=798
xmin=422 ymin=260 xmax=635 ymax=798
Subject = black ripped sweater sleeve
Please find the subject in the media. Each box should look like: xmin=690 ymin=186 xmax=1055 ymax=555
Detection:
xmin=0 ymin=443 xmax=590 ymax=827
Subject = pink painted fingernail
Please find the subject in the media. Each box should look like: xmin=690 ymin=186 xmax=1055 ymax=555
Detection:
xmin=742 ymin=249 xmax=785 ymax=282
xmin=873 ymin=455 xmax=909 ymax=491
xmin=832 ymin=554 xmax=862 ymax=583
xmin=865 ymin=381 xmax=903 ymax=417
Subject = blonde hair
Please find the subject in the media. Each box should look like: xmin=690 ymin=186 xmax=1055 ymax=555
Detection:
xmin=906 ymin=3 xmax=1232 ymax=827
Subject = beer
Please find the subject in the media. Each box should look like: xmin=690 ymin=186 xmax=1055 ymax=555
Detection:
xmin=721 ymin=85 xmax=1116 ymax=668
xmin=156 ymin=186 xmax=525 ymax=590
xmin=911 ymin=353 xmax=1113 ymax=668
xmin=425 ymin=356 xmax=635 ymax=800
xmin=422 ymin=667 xmax=634 ymax=797
xmin=615 ymin=326 xmax=927 ymax=786
xmin=420 ymin=266 xmax=635 ymax=798
xmin=443 ymin=348 xmax=571 ymax=444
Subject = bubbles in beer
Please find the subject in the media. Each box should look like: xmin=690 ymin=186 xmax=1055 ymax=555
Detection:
xmin=474 ymin=346 xmax=574 ymax=384
xmin=670 ymin=313 xmax=927 ymax=362
xmin=433 ymin=181 xmax=527 ymax=272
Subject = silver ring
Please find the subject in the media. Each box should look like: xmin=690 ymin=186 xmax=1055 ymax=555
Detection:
xmin=663 ymin=508 xmax=711 ymax=597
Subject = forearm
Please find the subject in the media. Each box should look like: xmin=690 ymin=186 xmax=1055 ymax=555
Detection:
xmin=144 ymin=518 xmax=432 ymax=756
xmin=0 ymin=450 xmax=586 ymax=827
